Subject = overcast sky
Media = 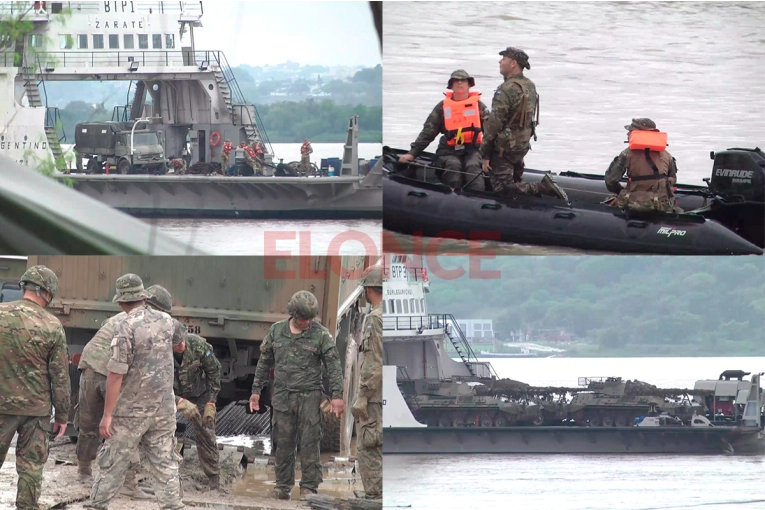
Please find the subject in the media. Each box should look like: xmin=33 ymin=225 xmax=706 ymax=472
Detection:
xmin=191 ymin=1 xmax=380 ymax=67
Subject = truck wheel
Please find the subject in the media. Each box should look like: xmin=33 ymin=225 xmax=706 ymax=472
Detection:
xmin=117 ymin=159 xmax=131 ymax=174
xmin=320 ymin=408 xmax=341 ymax=453
xmin=86 ymin=159 xmax=102 ymax=174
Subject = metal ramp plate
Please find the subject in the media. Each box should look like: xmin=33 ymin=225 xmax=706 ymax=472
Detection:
xmin=176 ymin=400 xmax=271 ymax=440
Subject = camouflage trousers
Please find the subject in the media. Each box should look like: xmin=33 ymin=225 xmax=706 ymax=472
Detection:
xmin=0 ymin=415 xmax=50 ymax=510
xmin=300 ymin=155 xmax=311 ymax=176
xmin=437 ymin=149 xmax=484 ymax=191
xmin=488 ymin=149 xmax=543 ymax=197
xmin=89 ymin=412 xmax=184 ymax=510
xmin=272 ymin=390 xmax=323 ymax=493
xmin=221 ymin=153 xmax=229 ymax=173
xmin=615 ymin=189 xmax=682 ymax=213
xmin=178 ymin=394 xmax=220 ymax=478
xmin=355 ymin=402 xmax=382 ymax=498
xmin=75 ymin=370 xmax=141 ymax=476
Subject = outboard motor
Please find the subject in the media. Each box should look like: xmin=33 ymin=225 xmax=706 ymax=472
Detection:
xmin=708 ymin=147 xmax=765 ymax=202
xmin=705 ymin=148 xmax=765 ymax=249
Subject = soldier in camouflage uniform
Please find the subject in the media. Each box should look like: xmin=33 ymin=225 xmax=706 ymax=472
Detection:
xmin=352 ymin=264 xmax=383 ymax=500
xmin=172 ymin=325 xmax=222 ymax=489
xmin=481 ymin=47 xmax=567 ymax=200
xmin=0 ymin=266 xmax=71 ymax=510
xmin=221 ymin=139 xmax=233 ymax=173
xmin=399 ymin=70 xmax=490 ymax=191
xmin=75 ymin=284 xmax=179 ymax=497
xmin=171 ymin=157 xmax=187 ymax=175
xmin=249 ymin=291 xmax=345 ymax=501
xmin=86 ymin=274 xmax=184 ymax=510
xmin=76 ymin=312 xmax=151 ymax=499
xmin=605 ymin=118 xmax=681 ymax=213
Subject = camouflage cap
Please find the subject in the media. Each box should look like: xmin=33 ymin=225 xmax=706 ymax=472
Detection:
xmin=287 ymin=290 xmax=319 ymax=320
xmin=499 ymin=47 xmax=531 ymax=70
xmin=20 ymin=265 xmax=58 ymax=302
xmin=112 ymin=273 xmax=150 ymax=303
xmin=447 ymin=69 xmax=475 ymax=89
xmin=146 ymin=285 xmax=173 ymax=314
xmin=625 ymin=118 xmax=658 ymax=131
xmin=171 ymin=318 xmax=187 ymax=346
xmin=359 ymin=263 xmax=382 ymax=288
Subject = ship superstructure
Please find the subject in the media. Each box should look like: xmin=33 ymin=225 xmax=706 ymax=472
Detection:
xmin=0 ymin=1 xmax=272 ymax=171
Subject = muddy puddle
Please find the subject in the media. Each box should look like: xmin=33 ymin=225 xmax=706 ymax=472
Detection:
xmin=0 ymin=436 xmax=361 ymax=510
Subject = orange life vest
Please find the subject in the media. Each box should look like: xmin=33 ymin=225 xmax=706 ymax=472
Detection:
xmin=301 ymin=142 xmax=311 ymax=155
xmin=629 ymin=130 xmax=667 ymax=152
xmin=443 ymin=91 xmax=483 ymax=147
xmin=222 ymin=141 xmax=234 ymax=155
xmin=245 ymin=146 xmax=256 ymax=159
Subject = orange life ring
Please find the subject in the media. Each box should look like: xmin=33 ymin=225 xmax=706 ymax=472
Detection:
xmin=210 ymin=131 xmax=221 ymax=147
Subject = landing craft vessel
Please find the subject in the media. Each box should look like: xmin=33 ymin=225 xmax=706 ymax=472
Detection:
xmin=0 ymin=2 xmax=382 ymax=219
xmin=381 ymin=255 xmax=765 ymax=454
xmin=382 ymin=146 xmax=764 ymax=254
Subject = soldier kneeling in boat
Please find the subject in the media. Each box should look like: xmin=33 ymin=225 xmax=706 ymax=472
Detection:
xmin=482 ymin=46 xmax=567 ymax=201
xmin=399 ymin=70 xmax=489 ymax=192
xmin=605 ymin=118 xmax=682 ymax=213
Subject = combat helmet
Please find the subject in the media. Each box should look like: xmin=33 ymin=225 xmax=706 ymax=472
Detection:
xmin=19 ymin=265 xmax=58 ymax=305
xmin=112 ymin=273 xmax=150 ymax=303
xmin=146 ymin=285 xmax=173 ymax=314
xmin=287 ymin=290 xmax=319 ymax=320
xmin=359 ymin=263 xmax=382 ymax=288
xmin=171 ymin=318 xmax=187 ymax=346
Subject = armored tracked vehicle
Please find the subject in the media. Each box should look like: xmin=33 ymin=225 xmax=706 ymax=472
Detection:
xmin=566 ymin=377 xmax=705 ymax=427
xmin=405 ymin=379 xmax=542 ymax=427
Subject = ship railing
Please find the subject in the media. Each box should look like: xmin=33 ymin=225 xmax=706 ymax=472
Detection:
xmin=0 ymin=0 xmax=208 ymax=15
xmin=0 ymin=1 xmax=49 ymax=20
xmin=112 ymin=105 xmax=131 ymax=123
xmin=383 ymin=314 xmax=448 ymax=332
xmin=17 ymin=51 xmax=193 ymax=68
xmin=44 ymin=107 xmax=66 ymax=142
xmin=197 ymin=50 xmax=273 ymax=155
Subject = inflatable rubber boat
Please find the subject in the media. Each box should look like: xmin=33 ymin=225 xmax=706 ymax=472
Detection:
xmin=382 ymin=146 xmax=764 ymax=255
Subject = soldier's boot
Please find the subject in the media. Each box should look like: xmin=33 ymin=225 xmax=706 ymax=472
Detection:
xmin=119 ymin=470 xmax=153 ymax=500
xmin=269 ymin=488 xmax=290 ymax=500
xmin=537 ymin=174 xmax=568 ymax=201
xmin=77 ymin=462 xmax=93 ymax=483
xmin=208 ymin=474 xmax=220 ymax=490
xmin=299 ymin=487 xmax=317 ymax=501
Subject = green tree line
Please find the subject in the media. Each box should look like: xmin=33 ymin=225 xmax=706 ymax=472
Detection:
xmin=423 ymin=256 xmax=765 ymax=357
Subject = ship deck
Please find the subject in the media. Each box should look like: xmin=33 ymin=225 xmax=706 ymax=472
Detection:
xmin=58 ymin=174 xmax=382 ymax=219
xmin=383 ymin=425 xmax=764 ymax=455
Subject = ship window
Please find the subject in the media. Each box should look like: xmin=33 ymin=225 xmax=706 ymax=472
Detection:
xmin=28 ymin=34 xmax=43 ymax=48
xmin=388 ymin=300 xmax=394 ymax=313
xmin=420 ymin=298 xmax=425 ymax=312
xmin=59 ymin=34 xmax=73 ymax=50
xmin=138 ymin=34 xmax=149 ymax=49
xmin=51 ymin=2 xmax=63 ymax=14
xmin=165 ymin=34 xmax=175 ymax=49
xmin=382 ymin=301 xmax=387 ymax=314
xmin=152 ymin=34 xmax=162 ymax=49
xmin=123 ymin=34 xmax=134 ymax=49
xmin=396 ymin=299 xmax=402 ymax=313
xmin=109 ymin=34 xmax=119 ymax=49
xmin=403 ymin=300 xmax=409 ymax=314
xmin=93 ymin=34 xmax=104 ymax=49
xmin=77 ymin=34 xmax=88 ymax=49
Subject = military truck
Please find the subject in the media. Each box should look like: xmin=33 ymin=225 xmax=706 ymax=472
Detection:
xmin=15 ymin=256 xmax=374 ymax=452
xmin=74 ymin=121 xmax=169 ymax=175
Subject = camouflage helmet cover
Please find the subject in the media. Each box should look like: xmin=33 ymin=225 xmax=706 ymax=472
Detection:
xmin=146 ymin=284 xmax=173 ymax=314
xmin=359 ymin=263 xmax=382 ymax=288
xmin=171 ymin=318 xmax=187 ymax=346
xmin=20 ymin=265 xmax=58 ymax=302
xmin=625 ymin=118 xmax=658 ymax=132
xmin=287 ymin=290 xmax=320 ymax=320
xmin=499 ymin=46 xmax=531 ymax=70
xmin=112 ymin=273 xmax=150 ymax=303
xmin=447 ymin=69 xmax=475 ymax=89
